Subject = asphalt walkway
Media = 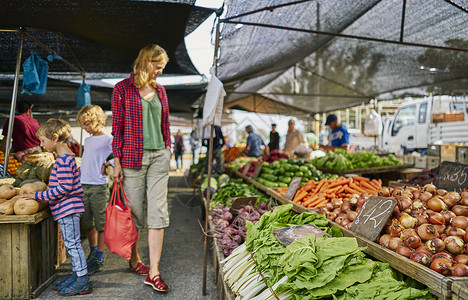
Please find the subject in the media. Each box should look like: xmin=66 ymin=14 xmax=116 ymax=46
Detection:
xmin=38 ymin=171 xmax=217 ymax=300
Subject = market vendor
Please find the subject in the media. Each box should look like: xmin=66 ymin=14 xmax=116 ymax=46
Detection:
xmin=202 ymin=125 xmax=225 ymax=174
xmin=268 ymin=123 xmax=280 ymax=151
xmin=0 ymin=101 xmax=41 ymax=153
xmin=282 ymin=119 xmax=307 ymax=156
xmin=244 ymin=125 xmax=269 ymax=158
xmin=325 ymin=113 xmax=349 ymax=149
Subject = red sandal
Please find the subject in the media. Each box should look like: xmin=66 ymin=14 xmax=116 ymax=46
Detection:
xmin=129 ymin=261 xmax=150 ymax=275
xmin=145 ymin=274 xmax=168 ymax=292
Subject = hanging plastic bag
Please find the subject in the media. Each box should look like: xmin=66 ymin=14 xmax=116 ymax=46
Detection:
xmin=364 ymin=109 xmax=382 ymax=137
xmin=76 ymin=80 xmax=91 ymax=108
xmin=47 ymin=51 xmax=62 ymax=62
xmin=104 ymin=181 xmax=138 ymax=260
xmin=21 ymin=51 xmax=48 ymax=95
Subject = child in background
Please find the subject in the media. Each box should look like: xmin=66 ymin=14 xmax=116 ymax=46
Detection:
xmin=76 ymin=105 xmax=113 ymax=275
xmin=22 ymin=119 xmax=91 ymax=296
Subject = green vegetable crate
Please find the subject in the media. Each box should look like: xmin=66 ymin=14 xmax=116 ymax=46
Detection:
xmin=331 ymin=221 xmax=468 ymax=300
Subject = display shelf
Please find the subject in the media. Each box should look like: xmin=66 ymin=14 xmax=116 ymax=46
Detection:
xmin=317 ymin=164 xmax=414 ymax=175
xmin=0 ymin=209 xmax=51 ymax=224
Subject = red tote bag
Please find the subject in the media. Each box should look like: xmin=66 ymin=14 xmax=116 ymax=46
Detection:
xmin=104 ymin=181 xmax=138 ymax=260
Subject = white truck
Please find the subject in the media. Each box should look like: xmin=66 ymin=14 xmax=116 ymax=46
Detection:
xmin=382 ymin=96 xmax=468 ymax=153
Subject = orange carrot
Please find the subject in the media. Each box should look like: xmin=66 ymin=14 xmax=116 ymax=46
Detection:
xmin=313 ymin=179 xmax=326 ymax=194
xmin=327 ymin=179 xmax=349 ymax=189
xmin=307 ymin=196 xmax=326 ymax=208
xmin=293 ymin=191 xmax=308 ymax=203
xmin=318 ymin=182 xmax=329 ymax=193
xmin=361 ymin=181 xmax=378 ymax=192
xmin=352 ymin=176 xmax=370 ymax=182
xmin=302 ymin=195 xmax=319 ymax=206
xmin=311 ymin=199 xmax=328 ymax=209
xmin=350 ymin=183 xmax=366 ymax=194
xmin=344 ymin=186 xmax=361 ymax=195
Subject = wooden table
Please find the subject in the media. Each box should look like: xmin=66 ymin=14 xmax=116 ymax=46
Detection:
xmin=0 ymin=210 xmax=56 ymax=299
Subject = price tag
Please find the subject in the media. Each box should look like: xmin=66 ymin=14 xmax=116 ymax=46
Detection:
xmin=435 ymin=161 xmax=468 ymax=192
xmin=349 ymin=196 xmax=397 ymax=241
xmin=273 ymin=224 xmax=331 ymax=246
xmin=242 ymin=162 xmax=252 ymax=176
xmin=251 ymin=163 xmax=263 ymax=180
xmin=284 ymin=177 xmax=302 ymax=201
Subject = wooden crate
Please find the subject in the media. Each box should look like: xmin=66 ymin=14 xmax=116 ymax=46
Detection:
xmin=451 ymin=281 xmax=468 ymax=300
xmin=428 ymin=144 xmax=441 ymax=157
xmin=415 ymin=156 xmax=427 ymax=169
xmin=433 ymin=113 xmax=445 ymax=123
xmin=427 ymin=156 xmax=441 ymax=169
xmin=444 ymin=112 xmax=465 ymax=123
xmin=441 ymin=145 xmax=457 ymax=162
xmin=0 ymin=210 xmax=56 ymax=299
xmin=456 ymin=146 xmax=468 ymax=164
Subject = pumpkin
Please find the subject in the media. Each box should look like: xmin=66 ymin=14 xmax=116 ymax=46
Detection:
xmin=19 ymin=182 xmax=48 ymax=195
xmin=35 ymin=158 xmax=54 ymax=182
xmin=19 ymin=179 xmax=42 ymax=187
xmin=0 ymin=184 xmax=17 ymax=200
xmin=26 ymin=152 xmax=54 ymax=165
xmin=14 ymin=199 xmax=39 ymax=215
xmin=0 ymin=199 xmax=7 ymax=205
xmin=0 ymin=196 xmax=21 ymax=215
xmin=16 ymin=162 xmax=35 ymax=180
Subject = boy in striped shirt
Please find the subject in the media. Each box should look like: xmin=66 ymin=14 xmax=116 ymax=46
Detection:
xmin=22 ymin=119 xmax=92 ymax=296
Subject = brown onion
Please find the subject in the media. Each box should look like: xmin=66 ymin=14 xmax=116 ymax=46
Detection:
xmin=460 ymin=197 xmax=468 ymax=206
xmin=445 ymin=236 xmax=465 ymax=255
xmin=451 ymin=216 xmax=468 ymax=230
xmin=410 ymin=251 xmax=432 ymax=266
xmin=325 ymin=202 xmax=334 ymax=211
xmin=441 ymin=210 xmax=456 ymax=224
xmin=448 ymin=191 xmax=461 ymax=201
xmin=346 ymin=210 xmax=358 ymax=222
xmin=427 ymin=197 xmax=447 ymax=212
xmin=341 ymin=201 xmax=352 ymax=213
xmin=348 ymin=196 xmax=358 ymax=206
xmin=389 ymin=220 xmax=405 ymax=237
xmin=396 ymin=246 xmax=413 ymax=258
xmin=399 ymin=197 xmax=413 ymax=212
xmin=437 ymin=189 xmax=449 ymax=197
xmin=325 ymin=211 xmax=337 ymax=221
xmin=426 ymin=238 xmax=445 ymax=253
xmin=465 ymin=230 xmax=468 ymax=243
xmin=447 ymin=227 xmax=466 ymax=239
xmin=452 ymin=264 xmax=468 ymax=277
xmin=454 ymin=254 xmax=468 ymax=265
xmin=433 ymin=252 xmax=454 ymax=261
xmin=430 ymin=258 xmax=452 ymax=275
xmin=403 ymin=234 xmax=422 ymax=248
xmin=428 ymin=212 xmax=445 ymax=225
xmin=400 ymin=229 xmax=417 ymax=240
xmin=333 ymin=208 xmax=341 ymax=215
xmin=341 ymin=219 xmax=351 ymax=228
xmin=416 ymin=246 xmax=434 ymax=257
xmin=334 ymin=216 xmax=346 ymax=226
xmin=378 ymin=187 xmax=390 ymax=197
xmin=331 ymin=198 xmax=343 ymax=208
xmin=419 ymin=191 xmax=433 ymax=202
xmin=415 ymin=214 xmax=429 ymax=225
xmin=440 ymin=233 xmax=448 ymax=240
xmin=401 ymin=190 xmax=414 ymax=200
xmin=388 ymin=237 xmax=403 ymax=251
xmin=442 ymin=194 xmax=458 ymax=208
xmin=461 ymin=190 xmax=468 ymax=198
xmin=413 ymin=189 xmax=421 ymax=200
xmin=453 ymin=205 xmax=468 ymax=216
xmin=393 ymin=206 xmax=402 ymax=219
xmin=379 ymin=234 xmax=392 ymax=247
xmin=399 ymin=213 xmax=417 ymax=229
xmin=423 ymin=184 xmax=437 ymax=195
xmin=418 ymin=224 xmax=439 ymax=241
xmin=412 ymin=201 xmax=425 ymax=210
xmin=434 ymin=224 xmax=446 ymax=235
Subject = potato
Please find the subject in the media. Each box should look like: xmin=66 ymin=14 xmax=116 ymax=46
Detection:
xmin=0 ymin=196 xmax=21 ymax=215
xmin=19 ymin=182 xmax=48 ymax=195
xmin=0 ymin=199 xmax=7 ymax=205
xmin=0 ymin=184 xmax=17 ymax=200
xmin=14 ymin=199 xmax=39 ymax=215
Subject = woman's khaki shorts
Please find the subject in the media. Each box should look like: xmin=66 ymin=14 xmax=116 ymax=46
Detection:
xmin=122 ymin=149 xmax=171 ymax=229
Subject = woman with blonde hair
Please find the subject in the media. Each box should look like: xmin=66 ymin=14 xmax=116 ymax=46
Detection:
xmin=111 ymin=44 xmax=171 ymax=292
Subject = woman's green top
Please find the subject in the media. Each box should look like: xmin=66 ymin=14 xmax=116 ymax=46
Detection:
xmin=142 ymin=93 xmax=165 ymax=150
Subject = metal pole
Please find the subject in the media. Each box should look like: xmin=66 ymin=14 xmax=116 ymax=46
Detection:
xmin=399 ymin=0 xmax=407 ymax=42
xmin=203 ymin=20 xmax=221 ymax=296
xmin=3 ymin=30 xmax=24 ymax=177
xmin=79 ymin=127 xmax=83 ymax=157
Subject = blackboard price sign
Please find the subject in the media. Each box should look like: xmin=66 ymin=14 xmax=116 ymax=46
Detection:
xmin=251 ymin=163 xmax=263 ymax=180
xmin=242 ymin=162 xmax=252 ymax=177
xmin=284 ymin=177 xmax=302 ymax=201
xmin=349 ymin=196 xmax=397 ymax=241
xmin=436 ymin=161 xmax=468 ymax=192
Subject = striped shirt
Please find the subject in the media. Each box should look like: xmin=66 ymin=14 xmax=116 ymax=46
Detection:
xmin=35 ymin=154 xmax=84 ymax=221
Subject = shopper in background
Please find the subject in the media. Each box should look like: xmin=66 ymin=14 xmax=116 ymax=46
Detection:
xmin=244 ymin=125 xmax=269 ymax=158
xmin=268 ymin=123 xmax=280 ymax=151
xmin=22 ymin=119 xmax=91 ymax=296
xmin=189 ymin=130 xmax=199 ymax=165
xmin=76 ymin=105 xmax=114 ymax=275
xmin=282 ymin=119 xmax=307 ymax=156
xmin=305 ymin=129 xmax=319 ymax=149
xmin=202 ymin=125 xmax=225 ymax=174
xmin=325 ymin=114 xmax=349 ymax=149
xmin=173 ymin=130 xmax=185 ymax=172
xmin=111 ymin=44 xmax=171 ymax=292
xmin=0 ymin=100 xmax=41 ymax=153
xmin=224 ymin=136 xmax=233 ymax=147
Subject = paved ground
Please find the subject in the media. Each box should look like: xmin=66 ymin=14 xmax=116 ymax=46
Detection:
xmin=38 ymin=169 xmax=218 ymax=300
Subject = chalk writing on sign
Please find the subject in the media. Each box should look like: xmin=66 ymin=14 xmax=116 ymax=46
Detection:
xmin=436 ymin=161 xmax=468 ymax=191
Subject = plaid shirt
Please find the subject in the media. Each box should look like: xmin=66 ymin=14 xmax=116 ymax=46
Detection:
xmin=111 ymin=73 xmax=171 ymax=169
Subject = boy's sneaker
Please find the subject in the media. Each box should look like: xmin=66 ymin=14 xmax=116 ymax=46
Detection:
xmin=58 ymin=276 xmax=92 ymax=296
xmin=87 ymin=256 xmax=103 ymax=275
xmin=52 ymin=273 xmax=76 ymax=291
xmin=86 ymin=250 xmax=97 ymax=264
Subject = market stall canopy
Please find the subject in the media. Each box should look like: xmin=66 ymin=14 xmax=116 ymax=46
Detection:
xmin=0 ymin=0 xmax=215 ymax=77
xmin=218 ymin=0 xmax=468 ymax=114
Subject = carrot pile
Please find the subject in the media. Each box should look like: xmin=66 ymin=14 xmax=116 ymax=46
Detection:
xmin=276 ymin=176 xmax=382 ymax=209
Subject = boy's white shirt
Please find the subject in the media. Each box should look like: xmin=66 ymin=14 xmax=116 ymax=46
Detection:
xmin=80 ymin=134 xmax=114 ymax=185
